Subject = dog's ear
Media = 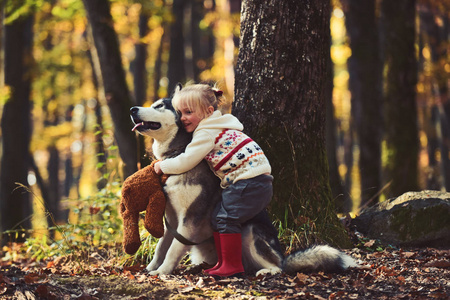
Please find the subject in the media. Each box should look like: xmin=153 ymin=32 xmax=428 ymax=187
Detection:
xmin=175 ymin=83 xmax=182 ymax=93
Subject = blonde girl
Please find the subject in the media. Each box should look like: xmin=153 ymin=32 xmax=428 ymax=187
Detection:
xmin=155 ymin=83 xmax=273 ymax=278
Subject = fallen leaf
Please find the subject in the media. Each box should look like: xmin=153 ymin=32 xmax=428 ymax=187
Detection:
xmin=402 ymin=252 xmax=416 ymax=258
xmin=195 ymin=277 xmax=205 ymax=288
xmin=24 ymin=273 xmax=47 ymax=284
xmin=35 ymin=285 xmax=48 ymax=298
xmin=364 ymin=240 xmax=376 ymax=247
xmin=179 ymin=286 xmax=195 ymax=293
xmin=424 ymin=260 xmax=450 ymax=268
xmin=0 ymin=283 xmax=7 ymax=295
xmin=295 ymin=273 xmax=308 ymax=285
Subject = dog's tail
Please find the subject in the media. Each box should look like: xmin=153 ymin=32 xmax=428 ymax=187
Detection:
xmin=282 ymin=245 xmax=357 ymax=274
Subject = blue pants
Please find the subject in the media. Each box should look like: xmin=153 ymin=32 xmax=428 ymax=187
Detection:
xmin=212 ymin=174 xmax=273 ymax=233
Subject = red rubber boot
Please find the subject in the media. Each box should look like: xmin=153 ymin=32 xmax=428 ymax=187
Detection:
xmin=208 ymin=233 xmax=244 ymax=278
xmin=204 ymin=232 xmax=221 ymax=274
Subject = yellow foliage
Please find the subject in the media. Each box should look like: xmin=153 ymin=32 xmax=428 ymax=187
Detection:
xmin=331 ymin=45 xmax=352 ymax=65
xmin=0 ymin=85 xmax=11 ymax=105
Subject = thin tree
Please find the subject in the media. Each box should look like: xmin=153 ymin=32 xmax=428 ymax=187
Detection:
xmin=131 ymin=9 xmax=151 ymax=168
xmin=82 ymin=0 xmax=138 ymax=178
xmin=381 ymin=0 xmax=419 ymax=198
xmin=343 ymin=0 xmax=383 ymax=208
xmin=326 ymin=38 xmax=349 ymax=213
xmin=419 ymin=2 xmax=450 ymax=190
xmin=0 ymin=11 xmax=34 ymax=241
xmin=167 ymin=0 xmax=187 ymax=93
xmin=233 ymin=0 xmax=351 ymax=247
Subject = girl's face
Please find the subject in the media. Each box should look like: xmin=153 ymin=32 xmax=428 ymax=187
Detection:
xmin=178 ymin=103 xmax=214 ymax=133
xmin=178 ymin=104 xmax=204 ymax=133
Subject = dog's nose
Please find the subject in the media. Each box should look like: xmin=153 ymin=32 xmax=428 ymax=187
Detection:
xmin=130 ymin=107 xmax=139 ymax=115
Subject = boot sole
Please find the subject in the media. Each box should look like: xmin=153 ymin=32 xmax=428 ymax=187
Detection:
xmin=210 ymin=272 xmax=244 ymax=279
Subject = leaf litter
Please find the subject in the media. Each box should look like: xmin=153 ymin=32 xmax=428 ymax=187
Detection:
xmin=1 ymin=242 xmax=449 ymax=299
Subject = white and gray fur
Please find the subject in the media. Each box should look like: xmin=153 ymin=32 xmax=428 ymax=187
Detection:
xmin=130 ymin=98 xmax=357 ymax=276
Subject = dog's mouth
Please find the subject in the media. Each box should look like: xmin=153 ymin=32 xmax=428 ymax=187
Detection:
xmin=132 ymin=120 xmax=162 ymax=132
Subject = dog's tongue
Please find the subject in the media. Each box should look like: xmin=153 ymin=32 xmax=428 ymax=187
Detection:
xmin=132 ymin=122 xmax=144 ymax=132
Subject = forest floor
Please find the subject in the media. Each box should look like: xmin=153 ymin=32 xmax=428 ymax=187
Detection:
xmin=1 ymin=241 xmax=449 ymax=299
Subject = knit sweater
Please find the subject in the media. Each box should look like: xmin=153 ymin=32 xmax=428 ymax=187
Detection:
xmin=159 ymin=111 xmax=271 ymax=188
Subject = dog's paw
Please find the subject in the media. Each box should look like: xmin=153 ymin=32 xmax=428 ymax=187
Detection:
xmin=148 ymin=270 xmax=161 ymax=276
xmin=255 ymin=267 xmax=282 ymax=277
xmin=148 ymin=267 xmax=172 ymax=276
xmin=146 ymin=263 xmax=158 ymax=272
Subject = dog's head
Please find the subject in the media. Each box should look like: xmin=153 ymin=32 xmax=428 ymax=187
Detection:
xmin=130 ymin=98 xmax=182 ymax=142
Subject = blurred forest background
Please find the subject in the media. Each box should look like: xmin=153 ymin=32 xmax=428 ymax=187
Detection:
xmin=0 ymin=0 xmax=449 ymax=247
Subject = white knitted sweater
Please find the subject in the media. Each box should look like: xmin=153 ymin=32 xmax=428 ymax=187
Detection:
xmin=159 ymin=111 xmax=271 ymax=188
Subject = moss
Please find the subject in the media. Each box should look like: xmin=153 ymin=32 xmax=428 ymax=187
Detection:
xmin=389 ymin=202 xmax=450 ymax=242
xmin=253 ymin=122 xmax=352 ymax=249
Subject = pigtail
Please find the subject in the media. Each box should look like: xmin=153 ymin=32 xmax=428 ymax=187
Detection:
xmin=211 ymin=86 xmax=224 ymax=108
xmin=213 ymin=89 xmax=223 ymax=97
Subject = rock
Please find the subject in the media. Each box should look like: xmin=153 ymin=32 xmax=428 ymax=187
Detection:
xmin=352 ymin=190 xmax=450 ymax=247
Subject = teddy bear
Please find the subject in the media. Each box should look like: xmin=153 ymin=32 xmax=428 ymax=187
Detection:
xmin=119 ymin=160 xmax=168 ymax=255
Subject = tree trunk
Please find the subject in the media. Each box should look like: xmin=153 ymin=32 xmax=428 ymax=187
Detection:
xmin=167 ymin=0 xmax=186 ymax=93
xmin=326 ymin=41 xmax=349 ymax=213
xmin=343 ymin=0 xmax=383 ymax=208
xmin=132 ymin=13 xmax=151 ymax=168
xmin=82 ymin=0 xmax=138 ymax=178
xmin=233 ymin=0 xmax=351 ymax=248
xmin=47 ymin=145 xmax=60 ymax=224
xmin=153 ymin=23 xmax=166 ymax=102
xmin=133 ymin=13 xmax=150 ymax=107
xmin=84 ymin=37 xmax=108 ymax=189
xmin=420 ymin=4 xmax=450 ymax=190
xmin=381 ymin=0 xmax=419 ymax=198
xmin=0 ymin=14 xmax=34 ymax=241
xmin=191 ymin=0 xmax=203 ymax=82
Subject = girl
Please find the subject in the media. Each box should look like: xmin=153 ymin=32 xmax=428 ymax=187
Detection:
xmin=154 ymin=83 xmax=273 ymax=277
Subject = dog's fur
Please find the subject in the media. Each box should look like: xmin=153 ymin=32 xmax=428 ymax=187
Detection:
xmin=130 ymin=98 xmax=357 ymax=276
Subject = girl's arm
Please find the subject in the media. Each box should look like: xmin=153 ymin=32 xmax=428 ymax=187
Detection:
xmin=158 ymin=131 xmax=215 ymax=174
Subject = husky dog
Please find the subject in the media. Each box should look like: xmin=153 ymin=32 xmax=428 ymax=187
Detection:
xmin=130 ymin=98 xmax=357 ymax=276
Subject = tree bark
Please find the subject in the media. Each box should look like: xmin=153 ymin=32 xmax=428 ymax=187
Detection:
xmin=420 ymin=3 xmax=450 ymax=190
xmin=191 ymin=0 xmax=203 ymax=82
xmin=82 ymin=0 xmax=138 ymax=178
xmin=0 ymin=13 xmax=34 ymax=241
xmin=233 ymin=0 xmax=351 ymax=247
xmin=167 ymin=0 xmax=186 ymax=94
xmin=326 ymin=41 xmax=349 ymax=213
xmin=381 ymin=0 xmax=419 ymax=198
xmin=343 ymin=0 xmax=383 ymax=208
xmin=132 ymin=12 xmax=151 ymax=168
xmin=133 ymin=13 xmax=150 ymax=107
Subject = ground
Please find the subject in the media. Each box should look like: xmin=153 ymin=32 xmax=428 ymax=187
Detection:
xmin=1 ymin=243 xmax=449 ymax=299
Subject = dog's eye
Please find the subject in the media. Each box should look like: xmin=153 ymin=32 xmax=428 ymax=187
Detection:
xmin=154 ymin=103 xmax=164 ymax=109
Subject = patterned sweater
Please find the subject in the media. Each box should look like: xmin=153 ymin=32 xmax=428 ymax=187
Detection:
xmin=159 ymin=111 xmax=271 ymax=188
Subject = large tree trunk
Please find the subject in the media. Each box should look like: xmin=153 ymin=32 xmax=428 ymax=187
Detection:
xmin=0 ymin=14 xmax=34 ymax=241
xmin=233 ymin=0 xmax=351 ymax=248
xmin=343 ymin=0 xmax=383 ymax=208
xmin=381 ymin=0 xmax=419 ymax=198
xmin=82 ymin=0 xmax=138 ymax=178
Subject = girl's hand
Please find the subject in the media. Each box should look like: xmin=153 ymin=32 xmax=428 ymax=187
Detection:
xmin=154 ymin=161 xmax=163 ymax=175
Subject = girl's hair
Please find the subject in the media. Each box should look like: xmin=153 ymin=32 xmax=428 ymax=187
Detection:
xmin=172 ymin=83 xmax=224 ymax=119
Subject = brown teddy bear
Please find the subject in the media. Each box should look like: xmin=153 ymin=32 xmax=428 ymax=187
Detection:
xmin=119 ymin=160 xmax=168 ymax=255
